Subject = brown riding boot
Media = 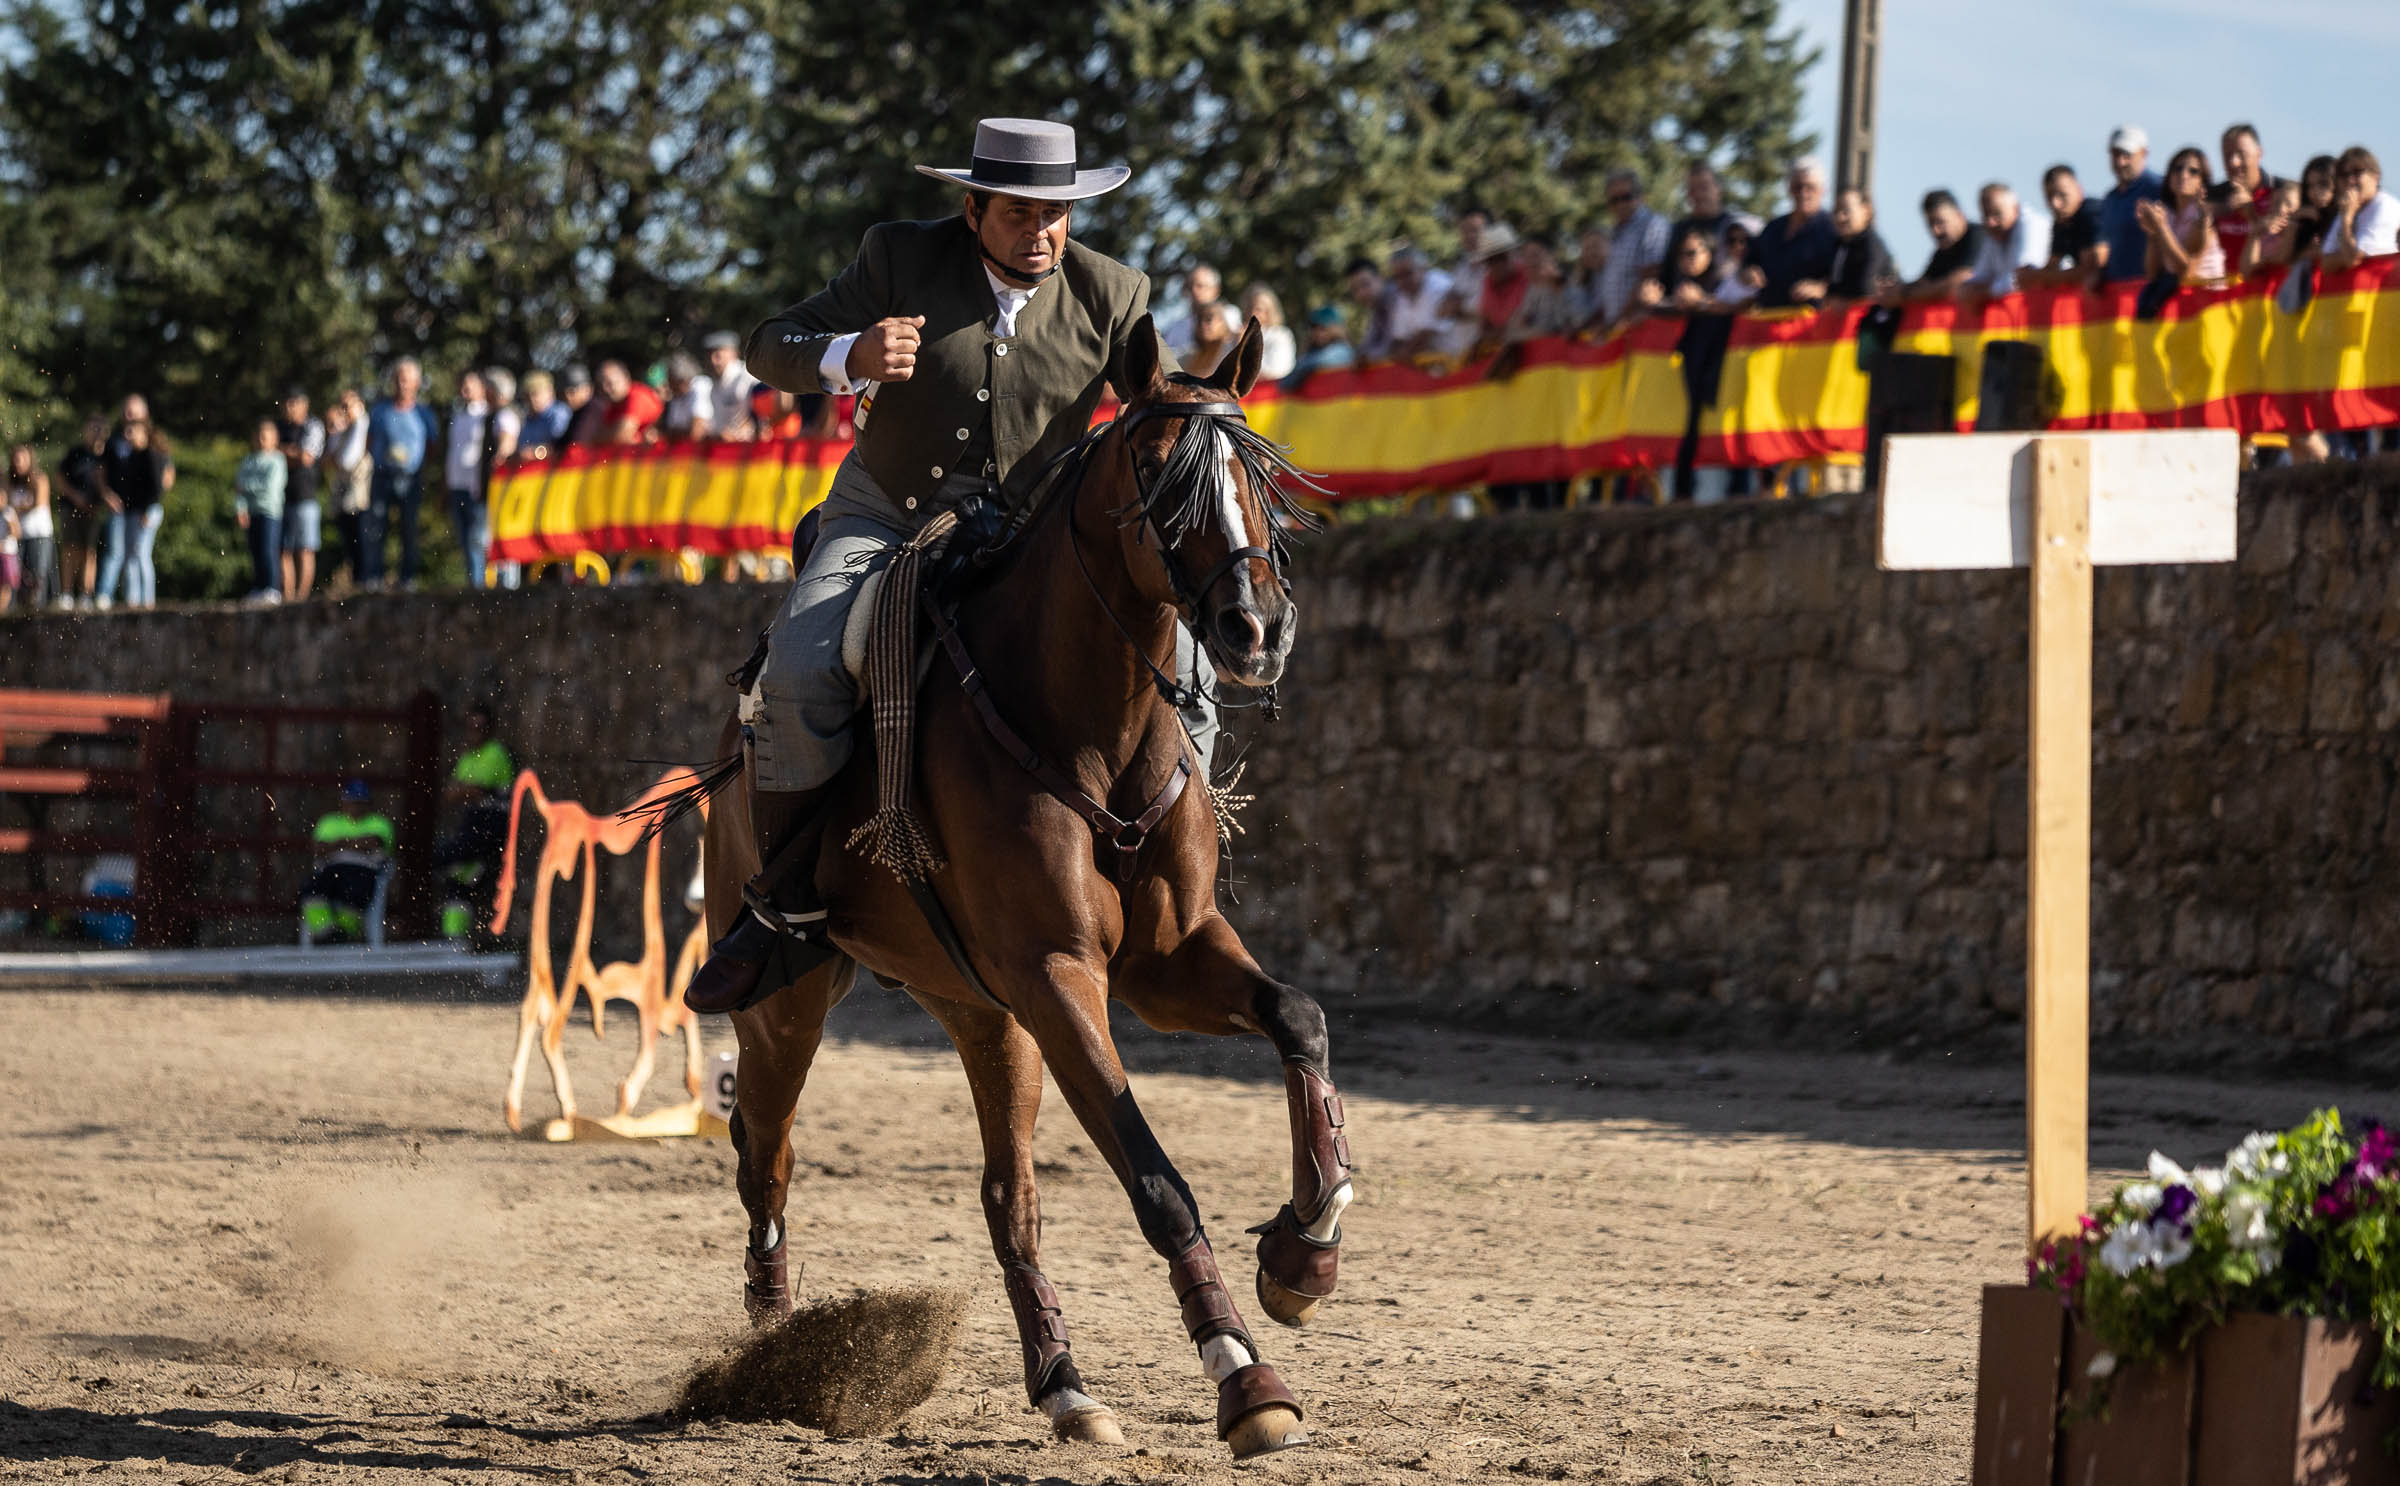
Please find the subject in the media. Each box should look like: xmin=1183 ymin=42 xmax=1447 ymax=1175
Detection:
xmin=683 ymin=788 xmax=837 ymax=1015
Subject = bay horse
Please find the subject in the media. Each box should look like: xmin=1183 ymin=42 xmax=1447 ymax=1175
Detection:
xmin=691 ymin=316 xmax=1351 ymax=1460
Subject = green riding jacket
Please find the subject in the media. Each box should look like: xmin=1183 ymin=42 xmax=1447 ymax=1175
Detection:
xmin=744 ymin=216 xmax=1164 ymax=518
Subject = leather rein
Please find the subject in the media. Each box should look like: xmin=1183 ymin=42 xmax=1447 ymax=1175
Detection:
xmin=929 ymin=397 xmax=1277 ymax=887
xmin=931 ymin=607 xmax=1191 ymax=885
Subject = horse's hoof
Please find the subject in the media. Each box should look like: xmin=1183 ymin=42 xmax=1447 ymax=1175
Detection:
xmin=503 ymin=1100 xmax=522 ymax=1134
xmin=1255 ymin=1267 xmax=1323 ymax=1329
xmin=743 ymin=1290 xmax=792 ymax=1327
xmin=1051 ymin=1404 xmax=1125 ymax=1445
xmin=1224 ymin=1403 xmax=1308 ymax=1460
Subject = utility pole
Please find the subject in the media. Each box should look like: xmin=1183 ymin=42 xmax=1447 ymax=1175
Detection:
xmin=1835 ymin=0 xmax=1882 ymax=200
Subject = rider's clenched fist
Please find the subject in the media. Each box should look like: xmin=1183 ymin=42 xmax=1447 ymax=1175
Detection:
xmin=846 ymin=315 xmax=927 ymax=382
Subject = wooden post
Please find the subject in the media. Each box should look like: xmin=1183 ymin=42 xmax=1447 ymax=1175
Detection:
xmin=2025 ymin=437 xmax=2092 ymax=1252
xmin=1881 ymin=427 xmax=2236 ymax=1254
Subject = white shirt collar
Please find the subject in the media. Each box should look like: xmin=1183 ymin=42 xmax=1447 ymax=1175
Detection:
xmin=984 ymin=265 xmax=1038 ymax=338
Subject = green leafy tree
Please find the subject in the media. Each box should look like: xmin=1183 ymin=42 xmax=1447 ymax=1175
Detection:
xmin=721 ymin=5 xmax=1153 ymax=331
xmin=731 ymin=0 xmax=1812 ymax=320
xmin=1112 ymin=0 xmax=1815 ymax=304
xmin=0 ymin=0 xmax=770 ymax=428
xmin=2 ymin=0 xmax=1810 ymax=442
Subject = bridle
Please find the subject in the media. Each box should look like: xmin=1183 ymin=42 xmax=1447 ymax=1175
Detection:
xmin=1062 ymin=395 xmax=1297 ymax=716
xmin=1117 ymin=398 xmax=1291 ymax=619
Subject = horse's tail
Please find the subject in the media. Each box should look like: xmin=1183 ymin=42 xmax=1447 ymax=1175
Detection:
xmin=490 ymin=769 xmax=546 ymax=934
xmin=619 ymin=752 xmax=742 ymax=842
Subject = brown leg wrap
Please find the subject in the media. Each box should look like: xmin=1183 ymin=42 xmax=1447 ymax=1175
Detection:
xmin=1167 ymin=1238 xmax=1255 ymax=1350
xmin=744 ymin=1232 xmax=792 ymax=1326
xmin=1217 ymin=1361 xmax=1304 ymax=1439
xmin=1250 ymin=1059 xmax=1350 ymax=1300
xmin=1283 ymin=1060 xmax=1351 ymax=1221
xmin=1252 ymin=1205 xmax=1341 ymax=1299
xmin=1002 ymin=1262 xmax=1085 ymax=1406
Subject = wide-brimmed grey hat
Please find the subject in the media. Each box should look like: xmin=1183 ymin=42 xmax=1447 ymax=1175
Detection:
xmin=915 ymin=117 xmax=1130 ymax=202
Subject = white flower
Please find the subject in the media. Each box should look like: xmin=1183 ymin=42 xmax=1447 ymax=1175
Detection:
xmin=2148 ymin=1152 xmax=2192 ymax=1188
xmin=2099 ymin=1224 xmax=2150 ymax=1276
xmin=2226 ymin=1133 xmax=2288 ymax=1183
xmin=2087 ymin=1351 xmax=2118 ymax=1380
xmin=2097 ymin=1212 xmax=2197 ymax=1274
xmin=2192 ymin=1165 xmax=2227 ymax=1199
xmin=2120 ymin=1182 xmax=2165 ymax=1218
xmin=2225 ymin=1188 xmax=2277 ymax=1250
xmin=2154 ymin=1228 xmax=2194 ymax=1268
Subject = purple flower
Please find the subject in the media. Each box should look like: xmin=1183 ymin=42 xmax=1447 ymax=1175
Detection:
xmin=2360 ymin=1123 xmax=2396 ymax=1180
xmin=2316 ymin=1126 xmax=2396 ymax=1224
xmin=2157 ymin=1185 xmax=2198 ymax=1227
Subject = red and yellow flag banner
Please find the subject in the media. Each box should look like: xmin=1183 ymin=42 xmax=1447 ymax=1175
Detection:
xmin=491 ymin=259 xmax=2400 ymax=561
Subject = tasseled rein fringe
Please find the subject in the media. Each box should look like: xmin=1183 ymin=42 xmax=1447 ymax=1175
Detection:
xmin=845 ymin=509 xmax=959 ymax=884
xmin=1206 ymin=759 xmax=1252 ymax=850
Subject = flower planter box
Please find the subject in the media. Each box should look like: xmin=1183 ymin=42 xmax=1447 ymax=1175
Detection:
xmin=2193 ymin=1313 xmax=2400 ymax=1486
xmin=1974 ymin=1286 xmax=2400 ymax=1486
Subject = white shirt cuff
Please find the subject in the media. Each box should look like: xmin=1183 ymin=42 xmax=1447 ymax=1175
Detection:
xmin=819 ymin=334 xmax=861 ymax=394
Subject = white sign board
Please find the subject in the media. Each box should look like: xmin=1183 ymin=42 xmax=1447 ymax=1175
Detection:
xmin=706 ymin=1049 xmax=739 ymax=1123
xmin=1878 ymin=430 xmax=2240 ymax=571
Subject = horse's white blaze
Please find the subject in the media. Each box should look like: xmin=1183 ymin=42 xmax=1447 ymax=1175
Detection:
xmin=1213 ymin=427 xmax=1252 ymax=552
xmin=1040 ymin=1386 xmax=1105 ymax=1420
xmin=1304 ymin=1179 xmax=1353 ymax=1243
xmin=1200 ymin=1333 xmax=1255 ymax=1382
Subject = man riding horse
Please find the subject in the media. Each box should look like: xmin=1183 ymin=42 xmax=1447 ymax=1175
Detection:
xmin=662 ymin=118 xmax=1346 ymax=1459
xmin=686 ymin=117 xmax=1213 ymax=1015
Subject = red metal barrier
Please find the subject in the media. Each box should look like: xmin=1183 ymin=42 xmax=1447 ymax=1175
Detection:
xmin=0 ymin=689 xmax=443 ymax=946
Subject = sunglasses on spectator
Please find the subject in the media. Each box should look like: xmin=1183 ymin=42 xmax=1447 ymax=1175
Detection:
xmin=1607 ymin=192 xmax=1634 ymax=205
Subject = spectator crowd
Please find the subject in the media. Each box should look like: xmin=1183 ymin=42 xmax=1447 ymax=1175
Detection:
xmin=16 ymin=117 xmax=2399 ymax=608
xmin=24 ymin=332 xmax=828 ymax=607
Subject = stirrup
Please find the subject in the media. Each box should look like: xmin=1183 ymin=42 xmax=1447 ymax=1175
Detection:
xmin=741 ymin=879 xmax=827 ymax=941
xmin=684 ymin=886 xmax=835 ymax=1015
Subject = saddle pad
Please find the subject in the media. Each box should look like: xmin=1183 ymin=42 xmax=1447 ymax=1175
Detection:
xmin=839 ymin=565 xmax=887 ymax=685
xmin=838 ymin=563 xmax=940 ymax=700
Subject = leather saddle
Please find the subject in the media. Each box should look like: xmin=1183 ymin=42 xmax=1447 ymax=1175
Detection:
xmin=729 ymin=494 xmax=1017 ymax=705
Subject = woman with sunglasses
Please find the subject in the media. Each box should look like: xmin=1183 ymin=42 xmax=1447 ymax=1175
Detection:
xmin=2138 ymin=147 xmax=2225 ymax=284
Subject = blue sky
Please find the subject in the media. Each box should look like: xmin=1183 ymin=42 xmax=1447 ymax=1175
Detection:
xmin=1779 ymin=0 xmax=2400 ymax=256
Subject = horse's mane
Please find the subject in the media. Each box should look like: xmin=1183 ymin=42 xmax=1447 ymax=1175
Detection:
xmin=992 ymin=385 xmax=1327 ymax=587
xmin=1129 ymin=378 xmax=1327 ymax=553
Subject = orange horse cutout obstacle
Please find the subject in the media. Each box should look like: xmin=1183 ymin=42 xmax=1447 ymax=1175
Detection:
xmin=490 ymin=768 xmax=719 ymax=1142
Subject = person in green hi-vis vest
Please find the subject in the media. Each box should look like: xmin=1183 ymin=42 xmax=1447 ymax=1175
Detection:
xmin=434 ymin=702 xmax=514 ymax=939
xmin=300 ymin=779 xmax=395 ymax=942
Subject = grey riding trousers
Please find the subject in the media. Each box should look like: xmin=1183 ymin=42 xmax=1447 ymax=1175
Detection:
xmin=749 ymin=455 xmax=1218 ymax=795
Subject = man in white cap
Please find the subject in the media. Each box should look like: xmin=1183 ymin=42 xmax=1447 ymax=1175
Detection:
xmin=690 ymin=117 xmax=1182 ymax=1014
xmin=2094 ymin=125 xmax=2163 ymax=287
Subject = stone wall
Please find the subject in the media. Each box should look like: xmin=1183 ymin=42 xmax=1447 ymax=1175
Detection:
xmin=14 ymin=464 xmax=2399 ymax=1055
xmin=1228 ymin=462 xmax=2400 ymax=1058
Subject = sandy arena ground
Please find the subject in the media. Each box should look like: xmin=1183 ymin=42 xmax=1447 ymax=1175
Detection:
xmin=0 ymin=984 xmax=2374 ymax=1483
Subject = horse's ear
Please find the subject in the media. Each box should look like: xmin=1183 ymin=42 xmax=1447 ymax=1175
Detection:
xmin=1212 ymin=316 xmax=1265 ymax=398
xmin=1123 ymin=313 xmax=1166 ymax=400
